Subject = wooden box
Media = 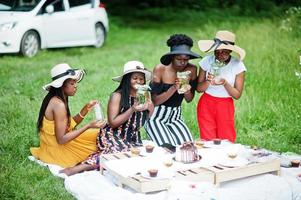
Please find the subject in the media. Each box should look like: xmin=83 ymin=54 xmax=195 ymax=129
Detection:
xmin=100 ymin=151 xmax=281 ymax=191
xmin=99 ymin=152 xmax=215 ymax=193
xmin=205 ymin=159 xmax=281 ymax=186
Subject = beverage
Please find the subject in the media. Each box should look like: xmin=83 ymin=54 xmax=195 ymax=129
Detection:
xmin=210 ymin=59 xmax=225 ymax=81
xmin=177 ymin=71 xmax=191 ymax=94
xmin=135 ymin=84 xmax=151 ymax=107
xmin=94 ymin=102 xmax=104 ymax=121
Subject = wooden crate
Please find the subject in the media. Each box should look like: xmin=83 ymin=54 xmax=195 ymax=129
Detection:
xmin=99 ymin=152 xmax=215 ymax=193
xmin=205 ymin=159 xmax=281 ymax=186
xmin=174 ymin=167 xmax=215 ymax=182
xmin=100 ymin=151 xmax=281 ymax=191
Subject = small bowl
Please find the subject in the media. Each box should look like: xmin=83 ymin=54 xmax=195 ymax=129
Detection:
xmin=148 ymin=169 xmax=158 ymax=177
xmin=228 ymin=153 xmax=237 ymax=159
xmin=213 ymin=139 xmax=221 ymax=145
xmin=195 ymin=140 xmax=204 ymax=148
xmin=163 ymin=160 xmax=173 ymax=167
xmin=130 ymin=148 xmax=140 ymax=156
xmin=145 ymin=145 xmax=154 ymax=153
xmin=291 ymin=159 xmax=300 ymax=168
xmin=251 ymin=145 xmax=258 ymax=150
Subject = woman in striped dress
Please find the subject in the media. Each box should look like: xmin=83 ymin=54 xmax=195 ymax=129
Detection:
xmin=60 ymin=61 xmax=154 ymax=176
xmin=144 ymin=34 xmax=200 ymax=146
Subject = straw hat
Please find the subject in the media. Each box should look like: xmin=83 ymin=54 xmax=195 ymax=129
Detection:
xmin=112 ymin=61 xmax=152 ymax=82
xmin=198 ymin=30 xmax=246 ymax=60
xmin=43 ymin=63 xmax=85 ymax=91
xmin=160 ymin=44 xmax=200 ymax=65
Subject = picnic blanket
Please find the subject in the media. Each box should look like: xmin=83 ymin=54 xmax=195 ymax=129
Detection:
xmin=28 ymin=155 xmax=301 ymax=200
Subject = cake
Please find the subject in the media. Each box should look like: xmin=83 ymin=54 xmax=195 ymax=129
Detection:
xmin=291 ymin=159 xmax=300 ymax=167
xmin=213 ymin=138 xmax=221 ymax=145
xmin=251 ymin=145 xmax=258 ymax=150
xmin=145 ymin=145 xmax=154 ymax=153
xmin=148 ymin=169 xmax=158 ymax=177
xmin=175 ymin=142 xmax=199 ymax=163
xmin=195 ymin=140 xmax=204 ymax=148
xmin=228 ymin=152 xmax=237 ymax=159
xmin=130 ymin=147 xmax=140 ymax=156
xmin=163 ymin=159 xmax=173 ymax=167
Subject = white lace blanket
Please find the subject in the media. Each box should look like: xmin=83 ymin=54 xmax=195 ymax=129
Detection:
xmin=28 ymin=155 xmax=301 ymax=200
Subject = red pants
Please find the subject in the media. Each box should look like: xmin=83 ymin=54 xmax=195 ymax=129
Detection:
xmin=197 ymin=93 xmax=236 ymax=142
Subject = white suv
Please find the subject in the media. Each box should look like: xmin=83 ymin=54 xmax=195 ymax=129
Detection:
xmin=0 ymin=0 xmax=109 ymax=57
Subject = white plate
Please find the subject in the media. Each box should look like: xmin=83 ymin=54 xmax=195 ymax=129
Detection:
xmin=218 ymin=157 xmax=249 ymax=167
xmin=140 ymin=170 xmax=174 ymax=180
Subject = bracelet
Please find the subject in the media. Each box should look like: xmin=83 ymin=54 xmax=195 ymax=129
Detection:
xmin=78 ymin=112 xmax=85 ymax=119
xmin=223 ymin=81 xmax=227 ymax=86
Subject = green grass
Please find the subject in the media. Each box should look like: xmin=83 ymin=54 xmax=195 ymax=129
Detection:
xmin=1 ymin=8 xmax=300 ymax=199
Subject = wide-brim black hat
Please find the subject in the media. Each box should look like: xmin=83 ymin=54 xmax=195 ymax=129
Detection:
xmin=160 ymin=44 xmax=200 ymax=65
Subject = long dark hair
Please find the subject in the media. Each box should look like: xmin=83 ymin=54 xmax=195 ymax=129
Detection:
xmin=113 ymin=73 xmax=146 ymax=111
xmin=37 ymin=84 xmax=71 ymax=132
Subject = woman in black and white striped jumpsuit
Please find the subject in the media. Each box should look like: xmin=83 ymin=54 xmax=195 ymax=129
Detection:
xmin=144 ymin=34 xmax=200 ymax=146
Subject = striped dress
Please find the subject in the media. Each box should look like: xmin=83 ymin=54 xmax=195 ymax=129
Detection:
xmin=144 ymin=81 xmax=196 ymax=146
xmin=84 ymin=96 xmax=148 ymax=167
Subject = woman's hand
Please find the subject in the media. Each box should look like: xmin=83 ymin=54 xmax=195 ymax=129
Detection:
xmin=207 ymin=72 xmax=215 ymax=83
xmin=74 ymin=100 xmax=100 ymax=124
xmin=211 ymin=77 xmax=226 ymax=86
xmin=183 ymin=84 xmax=192 ymax=94
xmin=88 ymin=119 xmax=106 ymax=129
xmin=85 ymin=100 xmax=98 ymax=111
xmin=174 ymin=78 xmax=181 ymax=90
xmin=132 ymin=101 xmax=145 ymax=112
xmin=144 ymin=98 xmax=154 ymax=112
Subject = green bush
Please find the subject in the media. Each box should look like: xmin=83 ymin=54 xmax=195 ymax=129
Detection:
xmin=280 ymin=6 xmax=301 ymax=35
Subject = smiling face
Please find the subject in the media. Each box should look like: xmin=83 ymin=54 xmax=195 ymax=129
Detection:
xmin=62 ymin=79 xmax=77 ymax=96
xmin=171 ymin=54 xmax=190 ymax=70
xmin=130 ymin=72 xmax=145 ymax=89
xmin=214 ymin=49 xmax=232 ymax=63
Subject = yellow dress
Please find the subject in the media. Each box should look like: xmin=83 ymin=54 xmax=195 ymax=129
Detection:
xmin=30 ymin=117 xmax=98 ymax=168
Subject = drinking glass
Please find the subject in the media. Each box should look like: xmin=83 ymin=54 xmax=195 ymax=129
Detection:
xmin=94 ymin=102 xmax=105 ymax=121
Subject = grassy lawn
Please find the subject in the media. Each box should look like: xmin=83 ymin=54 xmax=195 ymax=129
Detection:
xmin=0 ymin=8 xmax=300 ymax=199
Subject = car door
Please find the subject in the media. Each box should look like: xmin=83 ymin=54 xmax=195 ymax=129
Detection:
xmin=40 ymin=0 xmax=76 ymax=47
xmin=67 ymin=0 xmax=95 ymax=44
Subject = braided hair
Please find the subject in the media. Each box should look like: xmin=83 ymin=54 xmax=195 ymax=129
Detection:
xmin=37 ymin=85 xmax=71 ymax=132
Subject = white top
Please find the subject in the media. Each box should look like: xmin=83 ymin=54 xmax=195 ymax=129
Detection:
xmin=199 ymin=55 xmax=247 ymax=98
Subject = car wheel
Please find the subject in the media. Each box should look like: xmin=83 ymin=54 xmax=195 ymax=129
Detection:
xmin=20 ymin=31 xmax=40 ymax=57
xmin=94 ymin=23 xmax=106 ymax=48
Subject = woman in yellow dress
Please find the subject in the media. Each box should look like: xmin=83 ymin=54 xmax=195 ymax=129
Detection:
xmin=30 ymin=63 xmax=106 ymax=168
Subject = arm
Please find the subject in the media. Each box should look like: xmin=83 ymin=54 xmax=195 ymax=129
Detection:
xmin=196 ymin=68 xmax=210 ymax=93
xmin=53 ymin=100 xmax=105 ymax=144
xmin=145 ymin=98 xmax=154 ymax=117
xmin=73 ymin=100 xmax=98 ymax=124
xmin=222 ymin=72 xmax=245 ymax=100
xmin=107 ymin=92 xmax=136 ymax=128
xmin=151 ymin=65 xmax=178 ymax=106
xmin=183 ymin=65 xmax=197 ymax=103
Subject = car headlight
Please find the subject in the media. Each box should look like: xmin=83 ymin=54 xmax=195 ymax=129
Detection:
xmin=0 ymin=22 xmax=18 ymax=31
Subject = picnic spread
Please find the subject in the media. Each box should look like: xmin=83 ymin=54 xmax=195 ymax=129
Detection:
xmin=29 ymin=140 xmax=301 ymax=200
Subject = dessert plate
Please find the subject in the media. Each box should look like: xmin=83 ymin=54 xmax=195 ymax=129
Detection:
xmin=140 ymin=170 xmax=174 ymax=180
xmin=172 ymin=155 xmax=202 ymax=164
xmin=218 ymin=157 xmax=249 ymax=168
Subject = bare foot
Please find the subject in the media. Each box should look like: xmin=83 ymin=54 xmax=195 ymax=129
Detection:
xmin=59 ymin=164 xmax=96 ymax=176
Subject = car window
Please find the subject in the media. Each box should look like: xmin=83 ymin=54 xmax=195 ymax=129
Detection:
xmin=68 ymin=0 xmax=90 ymax=8
xmin=0 ymin=0 xmax=42 ymax=11
xmin=39 ymin=0 xmax=65 ymax=13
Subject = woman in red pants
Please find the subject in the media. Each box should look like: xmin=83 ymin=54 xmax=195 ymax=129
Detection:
xmin=196 ymin=30 xmax=246 ymax=143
